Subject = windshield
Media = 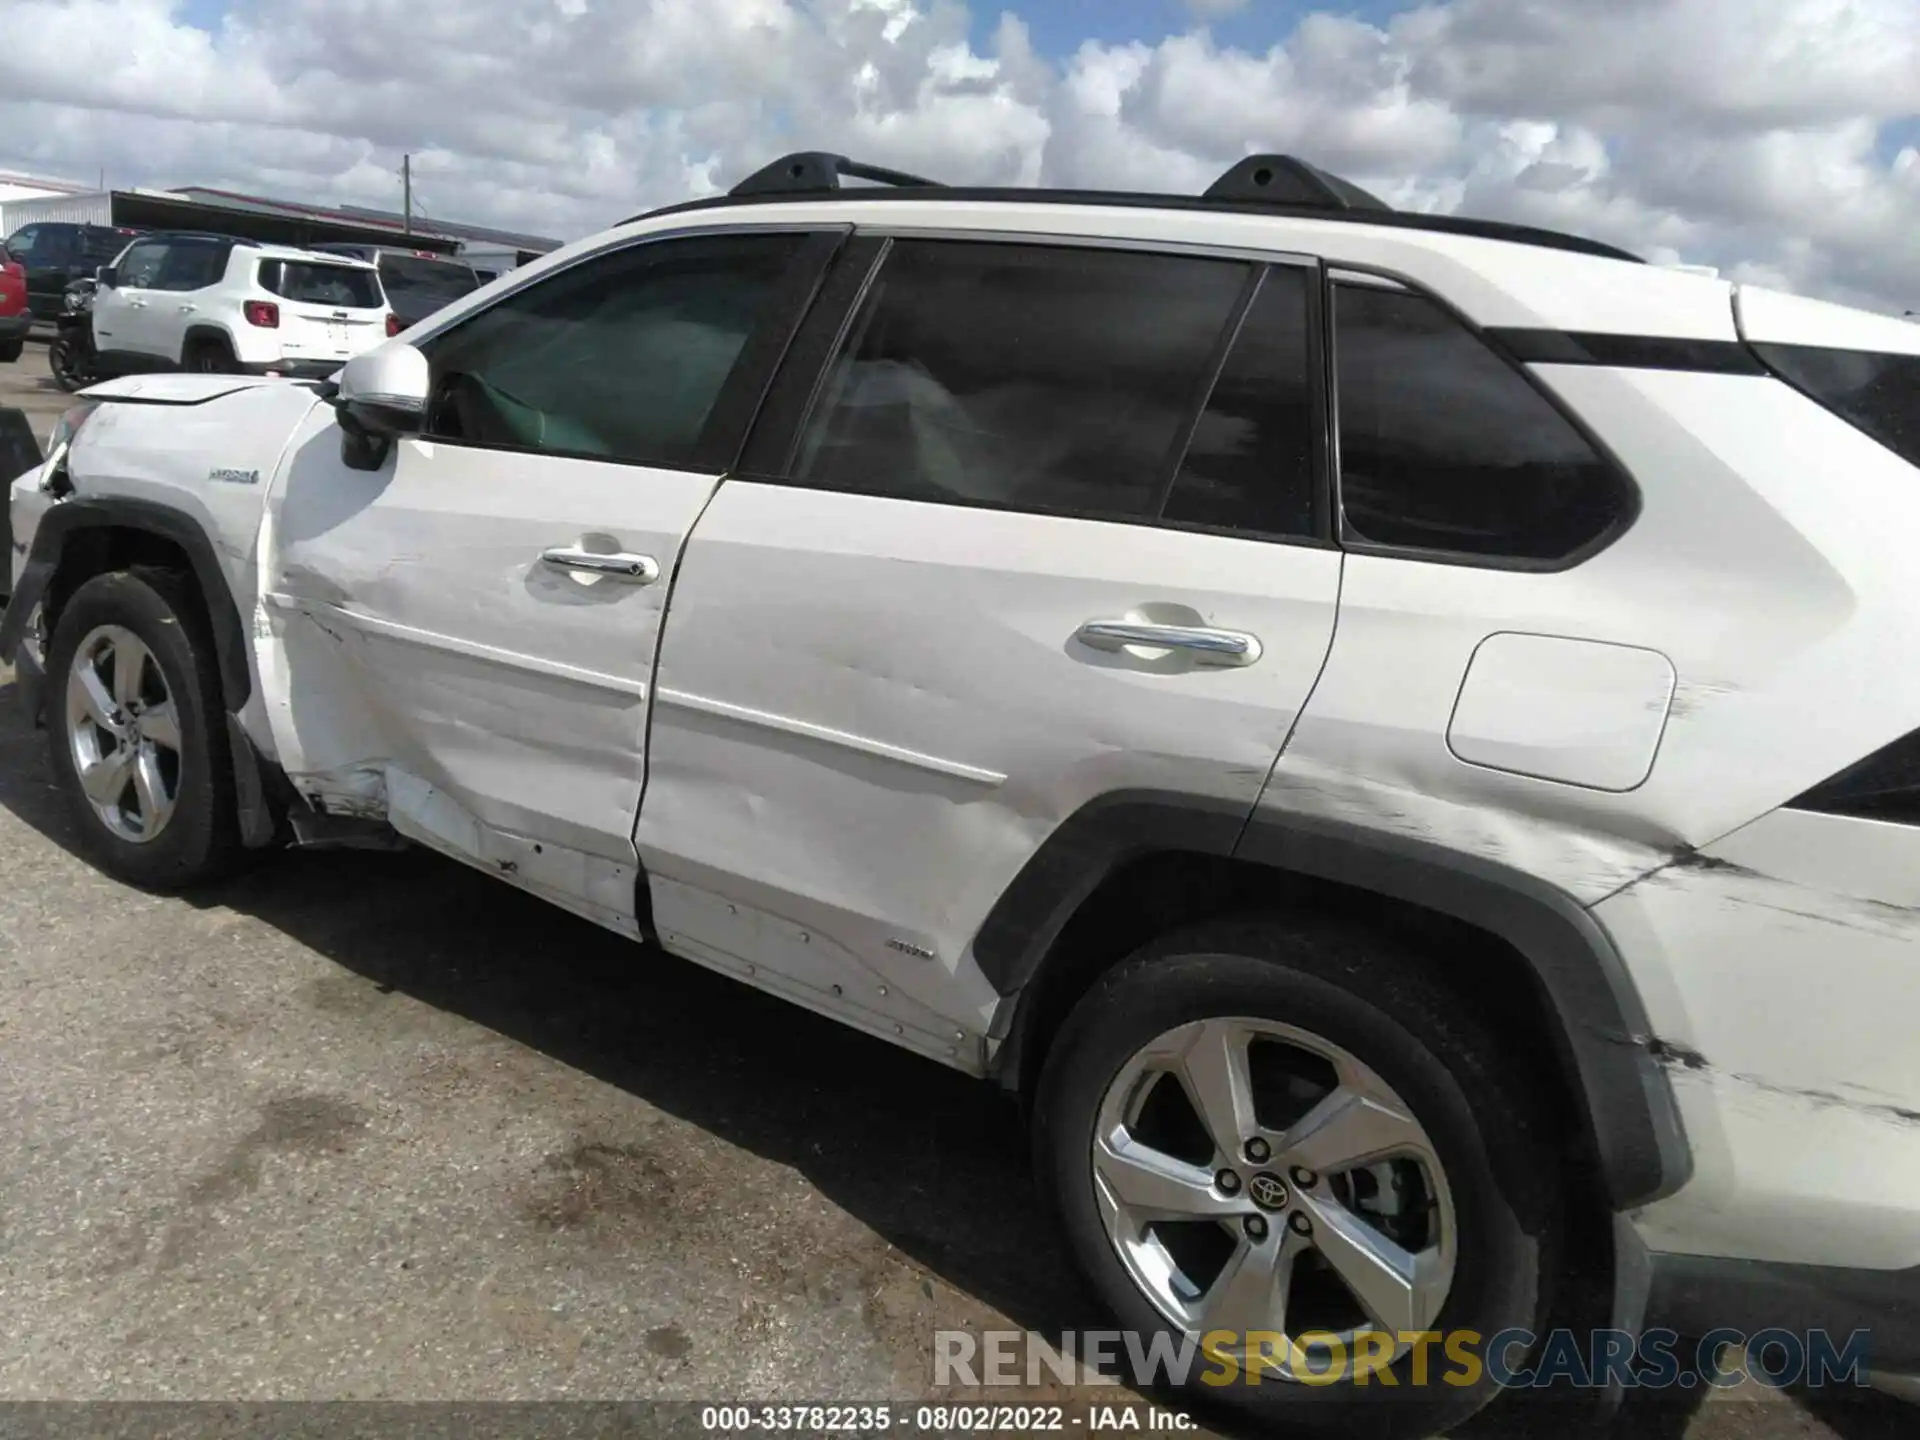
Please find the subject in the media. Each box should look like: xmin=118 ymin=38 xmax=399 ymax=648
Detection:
xmin=379 ymin=253 xmax=481 ymax=301
xmin=256 ymin=259 xmax=384 ymax=309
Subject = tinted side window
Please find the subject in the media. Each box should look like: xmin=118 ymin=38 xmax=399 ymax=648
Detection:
xmin=421 ymin=233 xmax=806 ymax=469
xmin=1754 ymin=344 xmax=1919 ymax=472
xmin=5 ymin=227 xmax=37 ymax=261
xmin=1334 ymin=285 xmax=1630 ymax=562
xmin=155 ymin=238 xmax=228 ymax=291
xmin=792 ymin=240 xmax=1248 ymax=520
xmin=32 ymin=227 xmax=76 ymax=265
xmin=116 ymin=241 xmax=169 ymax=289
xmin=1164 ymin=265 xmax=1320 ymax=538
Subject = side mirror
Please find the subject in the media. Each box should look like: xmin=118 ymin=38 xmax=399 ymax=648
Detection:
xmin=333 ymin=341 xmax=428 ymax=471
xmin=95 ymin=266 xmax=116 ymax=288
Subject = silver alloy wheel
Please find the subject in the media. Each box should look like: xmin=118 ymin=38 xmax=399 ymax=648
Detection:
xmin=1092 ymin=1017 xmax=1457 ymax=1379
xmin=64 ymin=624 xmax=184 ymax=844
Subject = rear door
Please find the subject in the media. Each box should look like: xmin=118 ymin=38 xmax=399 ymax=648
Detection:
xmin=638 ymin=234 xmax=1344 ymax=1051
xmin=256 ymin=257 xmax=389 ymax=364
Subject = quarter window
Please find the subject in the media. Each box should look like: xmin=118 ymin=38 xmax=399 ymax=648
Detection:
xmin=1163 ymin=265 xmax=1320 ymax=539
xmin=421 ymin=233 xmax=807 ymax=469
xmin=1333 ymin=283 xmax=1631 ymax=562
xmin=791 ymin=240 xmax=1250 ymax=521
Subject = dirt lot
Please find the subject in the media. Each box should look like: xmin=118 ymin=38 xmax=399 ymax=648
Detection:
xmin=0 ymin=346 xmax=1913 ymax=1438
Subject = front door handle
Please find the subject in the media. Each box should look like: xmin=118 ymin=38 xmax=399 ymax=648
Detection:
xmin=540 ymin=547 xmax=660 ymax=584
xmin=1075 ymin=619 xmax=1263 ymax=667
xmin=179 ymin=303 xmax=196 ymax=313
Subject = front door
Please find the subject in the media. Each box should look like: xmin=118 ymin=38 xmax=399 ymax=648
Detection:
xmin=639 ymin=235 xmax=1344 ymax=1051
xmin=264 ymin=228 xmax=838 ymax=931
xmin=92 ymin=237 xmax=170 ymax=361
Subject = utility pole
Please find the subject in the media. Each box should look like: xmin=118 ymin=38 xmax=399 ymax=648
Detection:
xmin=403 ymin=153 xmax=412 ymax=236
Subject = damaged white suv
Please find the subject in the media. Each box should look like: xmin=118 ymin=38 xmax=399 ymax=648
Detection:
xmin=8 ymin=150 xmax=1920 ymax=1436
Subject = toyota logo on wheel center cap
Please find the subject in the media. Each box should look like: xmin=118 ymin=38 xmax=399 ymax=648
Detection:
xmin=1248 ymin=1172 xmax=1290 ymax=1211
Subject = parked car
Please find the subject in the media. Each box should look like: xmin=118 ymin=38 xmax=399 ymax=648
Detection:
xmin=0 ymin=221 xmax=145 ymax=322
xmin=87 ymin=232 xmax=397 ymax=378
xmin=0 ymin=255 xmax=28 ymax=362
xmin=307 ymin=242 xmax=484 ymax=329
xmin=8 ymin=150 xmax=1920 ymax=1438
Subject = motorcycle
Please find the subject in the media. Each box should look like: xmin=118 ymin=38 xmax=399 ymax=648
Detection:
xmin=48 ymin=277 xmax=100 ymax=393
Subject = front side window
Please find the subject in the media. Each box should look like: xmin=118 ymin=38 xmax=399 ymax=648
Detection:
xmin=1333 ymin=284 xmax=1631 ymax=562
xmin=420 ymin=232 xmax=807 ymax=469
xmin=115 ymin=240 xmax=169 ymax=289
xmin=791 ymin=240 xmax=1249 ymax=521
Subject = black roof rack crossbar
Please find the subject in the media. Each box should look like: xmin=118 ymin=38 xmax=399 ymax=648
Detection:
xmin=1205 ymin=154 xmax=1392 ymax=213
xmin=730 ymin=151 xmax=945 ymax=198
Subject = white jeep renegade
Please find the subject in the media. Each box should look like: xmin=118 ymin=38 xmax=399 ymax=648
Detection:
xmin=89 ymin=232 xmax=395 ymax=379
xmin=7 ymin=150 xmax=1920 ymax=1436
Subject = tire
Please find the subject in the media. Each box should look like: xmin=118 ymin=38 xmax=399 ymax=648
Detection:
xmin=48 ymin=337 xmax=86 ymax=391
xmin=184 ymin=335 xmax=238 ymax=374
xmin=1033 ymin=918 xmax=1561 ymax=1440
xmin=0 ymin=339 xmax=22 ymax=364
xmin=45 ymin=568 xmax=240 ymax=890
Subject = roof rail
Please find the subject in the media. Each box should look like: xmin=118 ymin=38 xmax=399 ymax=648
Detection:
xmin=1205 ymin=154 xmax=1391 ymax=213
xmin=730 ymin=151 xmax=944 ymax=198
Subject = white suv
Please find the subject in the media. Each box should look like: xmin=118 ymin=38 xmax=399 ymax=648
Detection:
xmin=90 ymin=232 xmax=395 ymax=379
xmin=7 ymin=150 xmax=1920 ymax=1437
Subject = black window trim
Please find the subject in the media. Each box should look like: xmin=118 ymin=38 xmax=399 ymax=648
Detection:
xmin=1324 ymin=261 xmax=1645 ymax=574
xmin=405 ymin=222 xmax=851 ymax=477
xmin=735 ymin=225 xmax=1342 ymax=550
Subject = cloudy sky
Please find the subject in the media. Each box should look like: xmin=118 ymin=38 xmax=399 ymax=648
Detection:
xmin=1 ymin=0 xmax=1915 ymax=313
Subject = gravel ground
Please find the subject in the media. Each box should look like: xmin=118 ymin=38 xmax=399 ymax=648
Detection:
xmin=1 ymin=350 xmax=1915 ymax=1439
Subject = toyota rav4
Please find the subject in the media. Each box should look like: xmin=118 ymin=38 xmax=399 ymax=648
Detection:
xmin=6 ymin=151 xmax=1920 ymax=1437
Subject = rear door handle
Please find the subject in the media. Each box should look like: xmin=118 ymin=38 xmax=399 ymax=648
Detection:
xmin=540 ymin=547 xmax=660 ymax=584
xmin=1076 ymin=619 xmax=1262 ymax=667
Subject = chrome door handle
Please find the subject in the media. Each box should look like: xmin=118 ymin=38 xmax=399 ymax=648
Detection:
xmin=1076 ymin=619 xmax=1263 ymax=667
xmin=540 ymin=547 xmax=660 ymax=584
xmin=179 ymin=303 xmax=196 ymax=313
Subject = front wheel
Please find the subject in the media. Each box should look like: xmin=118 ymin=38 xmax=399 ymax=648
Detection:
xmin=45 ymin=569 xmax=240 ymax=889
xmin=1033 ymin=920 xmax=1561 ymax=1439
xmin=48 ymin=335 xmax=89 ymax=391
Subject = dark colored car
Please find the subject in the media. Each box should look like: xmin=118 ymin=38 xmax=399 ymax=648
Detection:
xmin=0 ymin=222 xmax=146 ymax=322
xmin=0 ymin=256 xmax=28 ymax=361
xmin=307 ymin=243 xmax=483 ymax=329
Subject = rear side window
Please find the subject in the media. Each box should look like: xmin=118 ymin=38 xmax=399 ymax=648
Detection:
xmin=1754 ymin=344 xmax=1920 ymax=471
xmin=791 ymin=240 xmax=1248 ymax=521
xmin=155 ymin=237 xmax=229 ymax=291
xmin=257 ymin=260 xmax=384 ymax=309
xmin=1163 ymin=265 xmax=1320 ymax=539
xmin=1333 ymin=284 xmax=1632 ymax=563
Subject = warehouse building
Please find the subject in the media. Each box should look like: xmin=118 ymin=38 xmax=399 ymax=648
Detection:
xmin=0 ymin=174 xmax=558 ymax=276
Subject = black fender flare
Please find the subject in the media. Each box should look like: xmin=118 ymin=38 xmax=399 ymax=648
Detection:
xmin=0 ymin=493 xmax=253 ymax=712
xmin=181 ymin=324 xmax=239 ymax=367
xmin=976 ymin=791 xmax=1692 ymax=1211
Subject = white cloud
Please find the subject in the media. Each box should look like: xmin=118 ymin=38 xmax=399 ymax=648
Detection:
xmin=0 ymin=0 xmax=1914 ymax=314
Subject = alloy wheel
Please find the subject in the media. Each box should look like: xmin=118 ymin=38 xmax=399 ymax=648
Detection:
xmin=1092 ymin=1017 xmax=1457 ymax=1378
xmin=64 ymin=624 xmax=184 ymax=843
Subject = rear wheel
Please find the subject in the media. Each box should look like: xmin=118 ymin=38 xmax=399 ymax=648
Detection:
xmin=45 ymin=569 xmax=240 ymax=889
xmin=0 ymin=339 xmax=22 ymax=363
xmin=184 ymin=335 xmax=238 ymax=374
xmin=48 ymin=336 xmax=87 ymax=390
xmin=1033 ymin=919 xmax=1560 ymax=1439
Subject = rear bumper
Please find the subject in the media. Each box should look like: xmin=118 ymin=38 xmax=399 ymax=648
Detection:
xmin=1649 ymin=1251 xmax=1920 ymax=1375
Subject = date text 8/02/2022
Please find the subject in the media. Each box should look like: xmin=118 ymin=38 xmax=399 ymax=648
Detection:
xmin=698 ymin=1404 xmax=1197 ymax=1432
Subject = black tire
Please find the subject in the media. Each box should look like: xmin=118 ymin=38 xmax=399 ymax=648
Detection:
xmin=0 ymin=339 xmax=22 ymax=364
xmin=185 ymin=336 xmax=237 ymax=374
xmin=45 ymin=568 xmax=240 ymax=890
xmin=1033 ymin=918 xmax=1561 ymax=1440
xmin=48 ymin=337 xmax=86 ymax=391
